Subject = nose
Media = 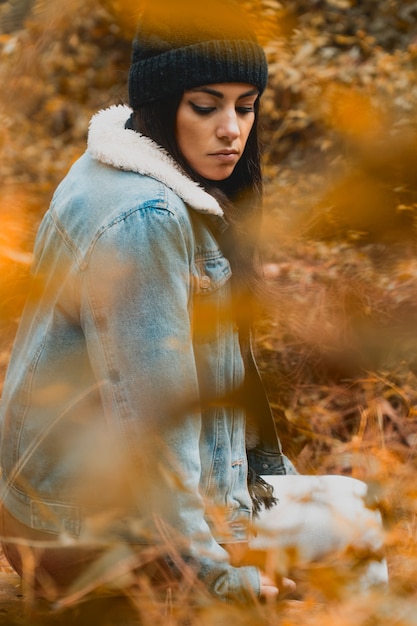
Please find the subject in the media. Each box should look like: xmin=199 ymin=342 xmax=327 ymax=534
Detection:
xmin=216 ymin=109 xmax=240 ymax=141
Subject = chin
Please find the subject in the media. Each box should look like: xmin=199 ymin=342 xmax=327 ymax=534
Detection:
xmin=203 ymin=169 xmax=235 ymax=182
xmin=208 ymin=175 xmax=232 ymax=182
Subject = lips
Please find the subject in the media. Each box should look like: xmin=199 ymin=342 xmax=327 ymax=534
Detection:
xmin=209 ymin=150 xmax=239 ymax=163
xmin=210 ymin=150 xmax=239 ymax=156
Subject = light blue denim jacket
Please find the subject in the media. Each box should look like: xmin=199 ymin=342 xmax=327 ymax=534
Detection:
xmin=0 ymin=106 xmax=262 ymax=601
xmin=1 ymin=107 xmax=266 ymax=599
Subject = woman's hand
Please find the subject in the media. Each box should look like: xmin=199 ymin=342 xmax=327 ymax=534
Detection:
xmin=259 ymin=573 xmax=296 ymax=602
xmin=223 ymin=545 xmax=296 ymax=602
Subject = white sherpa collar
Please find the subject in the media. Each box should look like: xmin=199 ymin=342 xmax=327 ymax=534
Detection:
xmin=87 ymin=105 xmax=223 ymax=217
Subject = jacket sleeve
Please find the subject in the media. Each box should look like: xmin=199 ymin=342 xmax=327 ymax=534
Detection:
xmin=79 ymin=202 xmax=261 ymax=602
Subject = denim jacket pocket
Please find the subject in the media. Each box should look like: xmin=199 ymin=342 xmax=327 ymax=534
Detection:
xmin=192 ymin=252 xmax=232 ymax=344
xmin=31 ymin=500 xmax=81 ymax=535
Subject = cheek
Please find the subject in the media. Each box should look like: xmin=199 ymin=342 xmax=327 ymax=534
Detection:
xmin=178 ymin=127 xmax=198 ymax=159
xmin=176 ymin=115 xmax=201 ymax=154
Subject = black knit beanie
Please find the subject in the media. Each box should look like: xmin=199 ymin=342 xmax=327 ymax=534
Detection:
xmin=128 ymin=0 xmax=268 ymax=110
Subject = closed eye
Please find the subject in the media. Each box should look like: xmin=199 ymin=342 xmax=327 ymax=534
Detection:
xmin=236 ymin=106 xmax=255 ymax=114
xmin=190 ymin=103 xmax=216 ymax=115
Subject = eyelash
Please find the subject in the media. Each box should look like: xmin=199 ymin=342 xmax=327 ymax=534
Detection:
xmin=190 ymin=104 xmax=215 ymax=115
xmin=190 ymin=103 xmax=255 ymax=116
xmin=237 ymin=106 xmax=255 ymax=115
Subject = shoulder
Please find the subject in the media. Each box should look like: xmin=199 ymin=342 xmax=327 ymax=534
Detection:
xmin=53 ymin=151 xmax=191 ymax=222
xmin=48 ymin=153 xmax=194 ymax=263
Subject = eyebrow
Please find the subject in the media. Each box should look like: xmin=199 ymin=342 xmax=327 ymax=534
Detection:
xmin=188 ymin=87 xmax=259 ymax=99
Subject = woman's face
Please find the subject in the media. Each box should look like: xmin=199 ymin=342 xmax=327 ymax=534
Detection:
xmin=175 ymin=83 xmax=258 ymax=181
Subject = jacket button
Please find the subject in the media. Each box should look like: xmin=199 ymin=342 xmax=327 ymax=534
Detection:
xmin=262 ymin=463 xmax=269 ymax=469
xmin=200 ymin=275 xmax=211 ymax=289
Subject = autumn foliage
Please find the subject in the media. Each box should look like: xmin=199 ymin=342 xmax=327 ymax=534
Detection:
xmin=2 ymin=0 xmax=417 ymax=623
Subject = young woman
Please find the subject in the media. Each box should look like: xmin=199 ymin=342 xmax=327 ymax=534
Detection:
xmin=0 ymin=0 xmax=387 ymax=605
